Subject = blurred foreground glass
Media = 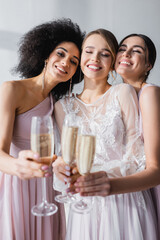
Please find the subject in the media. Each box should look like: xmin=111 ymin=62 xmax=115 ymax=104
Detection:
xmin=55 ymin=114 xmax=79 ymax=204
xmin=71 ymin=126 xmax=96 ymax=214
xmin=31 ymin=116 xmax=58 ymax=216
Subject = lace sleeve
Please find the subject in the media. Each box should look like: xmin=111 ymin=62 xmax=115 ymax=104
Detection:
xmin=118 ymin=84 xmax=145 ymax=176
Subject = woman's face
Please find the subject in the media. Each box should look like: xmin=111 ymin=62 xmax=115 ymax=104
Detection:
xmin=46 ymin=42 xmax=80 ymax=83
xmin=81 ymin=34 xmax=112 ymax=81
xmin=115 ymin=36 xmax=151 ymax=81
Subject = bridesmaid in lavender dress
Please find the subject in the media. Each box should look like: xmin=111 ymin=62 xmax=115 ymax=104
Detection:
xmin=115 ymin=33 xmax=160 ymax=235
xmin=0 ymin=18 xmax=85 ymax=240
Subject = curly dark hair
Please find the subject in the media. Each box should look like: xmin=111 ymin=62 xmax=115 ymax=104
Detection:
xmin=14 ymin=18 xmax=85 ymax=100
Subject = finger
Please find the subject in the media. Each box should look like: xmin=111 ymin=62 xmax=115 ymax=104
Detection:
xmin=76 ymin=171 xmax=107 ymax=183
xmin=72 ymin=166 xmax=78 ymax=175
xmin=70 ymin=173 xmax=81 ymax=184
xmin=75 ymin=182 xmax=110 ymax=194
xmin=19 ymin=150 xmax=39 ymax=161
xmin=75 ymin=174 xmax=109 ymax=187
xmin=66 ymin=185 xmax=76 ymax=194
xmin=16 ymin=167 xmax=44 ymax=179
xmin=81 ymin=189 xmax=110 ymax=197
xmin=52 ymin=154 xmax=57 ymax=162
xmin=54 ymin=164 xmax=71 ymax=177
xmin=55 ymin=171 xmax=71 ymax=183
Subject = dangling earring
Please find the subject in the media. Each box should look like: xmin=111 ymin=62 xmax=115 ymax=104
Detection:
xmin=42 ymin=60 xmax=47 ymax=90
xmin=68 ymin=78 xmax=72 ymax=100
xmin=79 ymin=68 xmax=82 ymax=83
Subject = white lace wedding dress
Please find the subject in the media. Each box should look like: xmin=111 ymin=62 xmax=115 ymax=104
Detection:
xmin=54 ymin=83 xmax=158 ymax=240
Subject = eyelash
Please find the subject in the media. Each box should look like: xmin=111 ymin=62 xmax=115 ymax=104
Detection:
xmin=57 ymin=51 xmax=64 ymax=57
xmin=70 ymin=60 xmax=77 ymax=65
xmin=57 ymin=51 xmax=78 ymax=66
xmin=85 ymin=51 xmax=110 ymax=57
xmin=118 ymin=48 xmax=141 ymax=54
xmin=133 ymin=50 xmax=141 ymax=53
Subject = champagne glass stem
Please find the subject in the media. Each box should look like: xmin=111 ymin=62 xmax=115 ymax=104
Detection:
xmin=42 ymin=177 xmax=47 ymax=203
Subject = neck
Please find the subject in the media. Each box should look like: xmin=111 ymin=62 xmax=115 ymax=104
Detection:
xmin=78 ymin=77 xmax=111 ymax=104
xmin=33 ymin=72 xmax=58 ymax=99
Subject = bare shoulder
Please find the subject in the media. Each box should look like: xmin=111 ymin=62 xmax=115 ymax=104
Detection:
xmin=140 ymin=85 xmax=160 ymax=104
xmin=0 ymin=80 xmax=25 ymax=108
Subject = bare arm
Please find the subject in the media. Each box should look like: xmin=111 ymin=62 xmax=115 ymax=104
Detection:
xmin=0 ymin=81 xmax=49 ymax=179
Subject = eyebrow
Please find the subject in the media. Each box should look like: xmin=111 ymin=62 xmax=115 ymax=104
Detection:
xmin=85 ymin=46 xmax=111 ymax=52
xmin=120 ymin=44 xmax=145 ymax=51
xmin=57 ymin=47 xmax=80 ymax=61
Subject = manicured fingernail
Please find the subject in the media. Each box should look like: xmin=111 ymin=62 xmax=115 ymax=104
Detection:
xmin=72 ymin=169 xmax=77 ymax=174
xmin=64 ymin=177 xmax=68 ymax=182
xmin=41 ymin=165 xmax=49 ymax=171
xmin=75 ymin=188 xmax=80 ymax=192
xmin=34 ymin=153 xmax=39 ymax=159
xmin=74 ymin=183 xmax=78 ymax=186
xmin=65 ymin=165 xmax=70 ymax=170
xmin=44 ymin=172 xmax=52 ymax=177
xmin=66 ymin=171 xmax=70 ymax=176
xmin=64 ymin=177 xmax=71 ymax=183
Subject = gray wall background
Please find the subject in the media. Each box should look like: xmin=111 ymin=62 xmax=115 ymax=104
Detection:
xmin=0 ymin=0 xmax=159 ymax=93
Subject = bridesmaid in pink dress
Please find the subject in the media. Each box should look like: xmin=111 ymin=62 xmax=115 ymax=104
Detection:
xmin=115 ymin=33 xmax=160 ymax=235
xmin=0 ymin=18 xmax=85 ymax=240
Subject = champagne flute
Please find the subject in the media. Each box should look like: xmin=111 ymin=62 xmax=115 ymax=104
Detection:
xmin=71 ymin=130 xmax=96 ymax=214
xmin=55 ymin=114 xmax=79 ymax=203
xmin=31 ymin=116 xmax=58 ymax=216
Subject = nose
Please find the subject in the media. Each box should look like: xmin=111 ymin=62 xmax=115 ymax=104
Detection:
xmin=91 ymin=53 xmax=100 ymax=62
xmin=122 ymin=49 xmax=131 ymax=58
xmin=61 ymin=57 xmax=70 ymax=67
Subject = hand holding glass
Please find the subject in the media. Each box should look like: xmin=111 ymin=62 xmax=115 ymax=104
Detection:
xmin=31 ymin=116 xmax=58 ymax=216
xmin=55 ymin=114 xmax=79 ymax=203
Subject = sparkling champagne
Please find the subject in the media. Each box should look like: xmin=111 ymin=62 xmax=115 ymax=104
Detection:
xmin=61 ymin=126 xmax=78 ymax=165
xmin=31 ymin=133 xmax=54 ymax=165
xmin=77 ymin=135 xmax=96 ymax=175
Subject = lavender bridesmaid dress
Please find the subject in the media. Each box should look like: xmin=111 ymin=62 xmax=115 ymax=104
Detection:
xmin=138 ymin=84 xmax=160 ymax=235
xmin=0 ymin=94 xmax=66 ymax=240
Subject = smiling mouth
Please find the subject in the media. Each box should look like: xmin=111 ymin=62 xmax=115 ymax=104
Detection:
xmin=87 ymin=65 xmax=102 ymax=70
xmin=56 ymin=66 xmax=68 ymax=74
xmin=120 ymin=61 xmax=131 ymax=66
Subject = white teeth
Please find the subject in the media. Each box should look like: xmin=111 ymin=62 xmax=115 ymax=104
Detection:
xmin=120 ymin=61 xmax=131 ymax=65
xmin=88 ymin=65 xmax=100 ymax=70
xmin=57 ymin=66 xmax=66 ymax=73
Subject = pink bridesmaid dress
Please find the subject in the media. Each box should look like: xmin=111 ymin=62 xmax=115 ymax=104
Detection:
xmin=0 ymin=94 xmax=66 ymax=240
